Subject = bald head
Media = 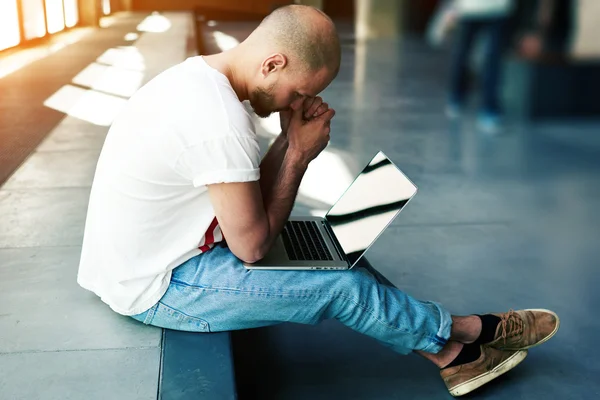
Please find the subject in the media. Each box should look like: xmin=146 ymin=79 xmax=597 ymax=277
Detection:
xmin=227 ymin=5 xmax=341 ymax=118
xmin=255 ymin=5 xmax=341 ymax=74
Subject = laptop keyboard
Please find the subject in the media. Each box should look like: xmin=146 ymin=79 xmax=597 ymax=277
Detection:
xmin=282 ymin=221 xmax=334 ymax=261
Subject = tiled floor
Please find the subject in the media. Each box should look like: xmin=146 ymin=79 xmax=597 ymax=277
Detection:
xmin=0 ymin=12 xmax=194 ymax=400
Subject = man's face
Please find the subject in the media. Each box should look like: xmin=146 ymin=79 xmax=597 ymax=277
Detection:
xmin=249 ymin=65 xmax=332 ymax=118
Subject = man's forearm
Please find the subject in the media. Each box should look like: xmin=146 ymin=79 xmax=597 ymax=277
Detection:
xmin=259 ymin=133 xmax=289 ymax=201
xmin=259 ymin=151 xmax=308 ymax=253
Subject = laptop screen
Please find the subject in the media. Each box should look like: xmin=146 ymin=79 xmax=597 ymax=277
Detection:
xmin=325 ymin=152 xmax=417 ymax=266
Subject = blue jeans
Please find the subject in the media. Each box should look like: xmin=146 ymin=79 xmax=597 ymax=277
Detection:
xmin=131 ymin=243 xmax=452 ymax=355
xmin=449 ymin=17 xmax=507 ymax=115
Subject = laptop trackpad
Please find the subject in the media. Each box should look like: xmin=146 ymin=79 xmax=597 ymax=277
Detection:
xmin=260 ymin=236 xmax=290 ymax=263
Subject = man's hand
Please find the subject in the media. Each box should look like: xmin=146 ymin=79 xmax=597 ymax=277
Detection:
xmin=301 ymin=96 xmax=331 ymax=120
xmin=280 ymin=96 xmax=331 ymax=135
xmin=519 ymin=34 xmax=543 ymax=59
xmin=286 ymin=98 xmax=335 ymax=165
xmin=279 ymin=108 xmax=293 ymax=137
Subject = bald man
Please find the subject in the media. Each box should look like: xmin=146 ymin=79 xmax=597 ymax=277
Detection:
xmin=78 ymin=5 xmax=558 ymax=397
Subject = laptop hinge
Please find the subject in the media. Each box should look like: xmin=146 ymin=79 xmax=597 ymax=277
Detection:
xmin=322 ymin=220 xmax=349 ymax=264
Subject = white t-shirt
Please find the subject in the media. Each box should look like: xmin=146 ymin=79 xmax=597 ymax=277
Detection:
xmin=78 ymin=56 xmax=261 ymax=316
xmin=455 ymin=0 xmax=514 ymax=18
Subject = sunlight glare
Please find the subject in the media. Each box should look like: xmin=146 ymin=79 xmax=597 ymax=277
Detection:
xmin=213 ymin=31 xmax=239 ymax=51
xmin=299 ymin=150 xmax=354 ymax=206
xmin=44 ymin=85 xmax=128 ymax=126
xmin=124 ymin=32 xmax=139 ymax=41
xmin=96 ymin=47 xmax=146 ymax=71
xmin=72 ymin=62 xmax=144 ymax=98
xmin=137 ymin=13 xmax=172 ymax=33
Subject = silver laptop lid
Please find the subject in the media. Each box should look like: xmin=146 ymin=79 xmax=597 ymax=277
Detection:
xmin=325 ymin=151 xmax=418 ymax=267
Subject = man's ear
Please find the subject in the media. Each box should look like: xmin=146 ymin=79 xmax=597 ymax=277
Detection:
xmin=261 ymin=53 xmax=287 ymax=77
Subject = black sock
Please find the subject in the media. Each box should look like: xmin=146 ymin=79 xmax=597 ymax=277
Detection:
xmin=475 ymin=314 xmax=502 ymax=345
xmin=443 ymin=343 xmax=481 ymax=369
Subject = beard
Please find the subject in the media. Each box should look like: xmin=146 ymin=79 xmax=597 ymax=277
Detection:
xmin=249 ymin=84 xmax=277 ymax=118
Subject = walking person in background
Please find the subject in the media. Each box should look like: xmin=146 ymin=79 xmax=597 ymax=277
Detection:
xmin=445 ymin=0 xmax=515 ymax=133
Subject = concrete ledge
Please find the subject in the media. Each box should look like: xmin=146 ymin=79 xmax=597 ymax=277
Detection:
xmin=160 ymin=330 xmax=237 ymax=399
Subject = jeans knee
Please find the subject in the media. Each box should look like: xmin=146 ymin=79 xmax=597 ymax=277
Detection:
xmin=328 ymin=268 xmax=380 ymax=306
xmin=292 ymin=269 xmax=381 ymax=323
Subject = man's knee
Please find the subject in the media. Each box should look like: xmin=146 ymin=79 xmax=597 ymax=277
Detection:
xmin=338 ymin=267 xmax=379 ymax=287
xmin=326 ymin=268 xmax=382 ymax=307
xmin=290 ymin=269 xmax=378 ymax=323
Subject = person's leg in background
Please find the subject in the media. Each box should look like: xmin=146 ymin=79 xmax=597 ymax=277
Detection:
xmin=131 ymin=244 xmax=559 ymax=397
xmin=447 ymin=19 xmax=481 ymax=119
xmin=478 ymin=17 xmax=508 ymax=132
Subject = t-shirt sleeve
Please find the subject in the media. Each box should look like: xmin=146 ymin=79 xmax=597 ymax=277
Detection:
xmin=175 ymin=135 xmax=261 ymax=187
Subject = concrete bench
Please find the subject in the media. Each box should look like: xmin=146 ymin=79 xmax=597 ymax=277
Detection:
xmin=160 ymin=330 xmax=237 ymax=399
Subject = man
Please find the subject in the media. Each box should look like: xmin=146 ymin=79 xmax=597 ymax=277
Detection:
xmin=78 ymin=5 xmax=559 ymax=397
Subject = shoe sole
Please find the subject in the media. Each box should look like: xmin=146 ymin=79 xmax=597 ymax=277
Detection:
xmin=449 ymin=350 xmax=528 ymax=397
xmin=500 ymin=309 xmax=561 ymax=351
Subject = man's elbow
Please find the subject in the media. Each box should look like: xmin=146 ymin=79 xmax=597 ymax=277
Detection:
xmin=239 ymin=251 xmax=266 ymax=264
xmin=228 ymin=226 xmax=271 ymax=264
xmin=233 ymin=245 xmax=268 ymax=264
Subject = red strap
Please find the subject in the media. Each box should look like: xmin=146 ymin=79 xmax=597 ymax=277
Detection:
xmin=199 ymin=217 xmax=219 ymax=253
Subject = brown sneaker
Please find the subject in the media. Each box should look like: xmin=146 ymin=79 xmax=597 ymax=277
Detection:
xmin=488 ymin=309 xmax=560 ymax=350
xmin=441 ymin=345 xmax=528 ymax=397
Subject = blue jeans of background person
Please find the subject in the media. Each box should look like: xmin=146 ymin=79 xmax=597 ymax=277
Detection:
xmin=131 ymin=243 xmax=452 ymax=355
xmin=449 ymin=17 xmax=507 ymax=115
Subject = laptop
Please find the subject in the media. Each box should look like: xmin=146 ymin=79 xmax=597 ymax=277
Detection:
xmin=244 ymin=151 xmax=417 ymax=270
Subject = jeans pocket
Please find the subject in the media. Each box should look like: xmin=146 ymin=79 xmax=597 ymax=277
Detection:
xmin=151 ymin=302 xmax=211 ymax=332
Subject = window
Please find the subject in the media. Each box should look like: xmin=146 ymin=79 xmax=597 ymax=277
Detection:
xmin=22 ymin=0 xmax=47 ymax=40
xmin=0 ymin=0 xmax=21 ymax=51
xmin=1 ymin=0 xmax=85 ymax=52
xmin=64 ymin=0 xmax=79 ymax=28
xmin=103 ymin=0 xmax=111 ymax=15
xmin=45 ymin=0 xmax=66 ymax=34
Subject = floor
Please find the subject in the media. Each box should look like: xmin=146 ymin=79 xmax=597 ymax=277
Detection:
xmin=0 ymin=12 xmax=195 ymax=400
xmin=0 ymin=14 xmax=599 ymax=400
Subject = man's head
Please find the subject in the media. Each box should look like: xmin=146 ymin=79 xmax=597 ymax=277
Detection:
xmin=242 ymin=5 xmax=341 ymax=117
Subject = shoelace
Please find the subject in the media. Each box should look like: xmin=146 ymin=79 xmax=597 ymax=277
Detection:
xmin=499 ymin=309 xmax=524 ymax=343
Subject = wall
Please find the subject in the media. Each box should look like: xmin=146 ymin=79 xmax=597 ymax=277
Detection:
xmin=294 ymin=0 xmax=323 ymax=9
xmin=355 ymin=0 xmax=402 ymax=39
xmin=571 ymin=0 xmax=600 ymax=59
xmin=80 ymin=0 xmax=102 ymax=27
xmin=323 ymin=0 xmax=354 ymax=20
xmin=132 ymin=0 xmax=291 ymax=14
